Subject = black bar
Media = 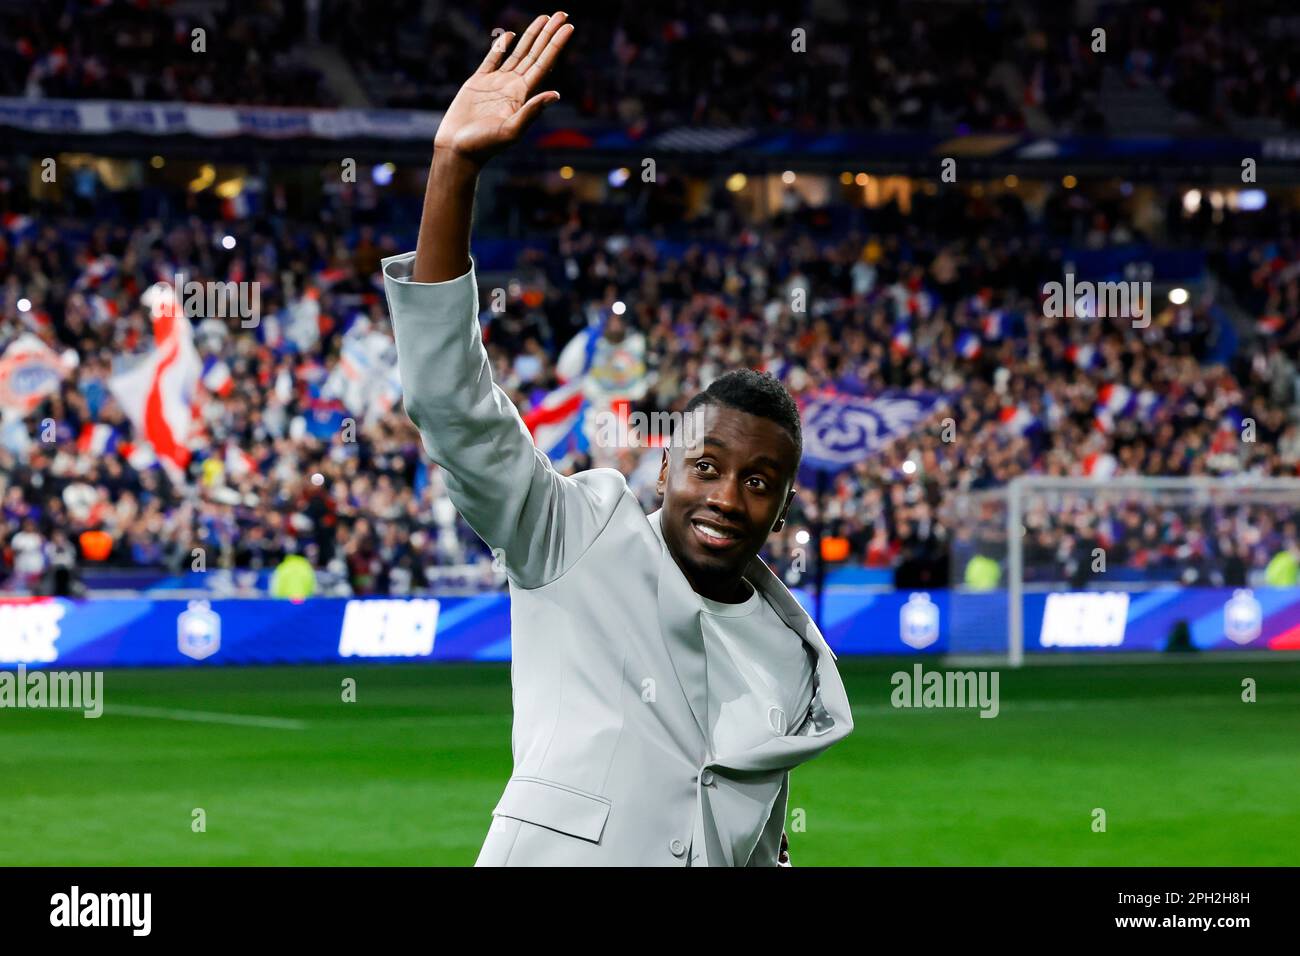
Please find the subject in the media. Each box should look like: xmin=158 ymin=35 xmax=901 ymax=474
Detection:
xmin=0 ymin=867 xmax=1288 ymax=941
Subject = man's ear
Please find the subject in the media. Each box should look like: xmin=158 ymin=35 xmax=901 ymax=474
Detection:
xmin=656 ymin=448 xmax=670 ymax=498
xmin=771 ymin=487 xmax=797 ymax=534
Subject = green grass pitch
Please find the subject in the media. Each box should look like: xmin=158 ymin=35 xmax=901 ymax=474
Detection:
xmin=2 ymin=657 xmax=1297 ymax=865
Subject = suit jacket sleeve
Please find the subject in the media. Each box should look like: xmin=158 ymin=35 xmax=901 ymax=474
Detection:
xmin=382 ymin=252 xmax=622 ymax=589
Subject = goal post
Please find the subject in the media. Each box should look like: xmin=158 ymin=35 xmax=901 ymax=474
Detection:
xmin=946 ymin=476 xmax=1300 ymax=667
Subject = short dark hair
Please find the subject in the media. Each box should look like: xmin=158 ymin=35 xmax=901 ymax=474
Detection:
xmin=683 ymin=369 xmax=803 ymax=461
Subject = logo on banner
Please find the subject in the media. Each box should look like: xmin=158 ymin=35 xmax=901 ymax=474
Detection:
xmin=1224 ymin=589 xmax=1262 ymax=645
xmin=177 ymin=600 xmax=221 ymax=660
xmin=900 ymin=592 xmax=940 ymax=649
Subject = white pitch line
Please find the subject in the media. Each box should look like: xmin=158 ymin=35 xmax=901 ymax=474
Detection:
xmin=107 ymin=704 xmax=307 ymax=730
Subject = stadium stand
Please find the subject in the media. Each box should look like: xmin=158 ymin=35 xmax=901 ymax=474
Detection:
xmin=3 ymin=149 xmax=1298 ymax=595
xmin=4 ymin=1 xmax=1296 ymax=131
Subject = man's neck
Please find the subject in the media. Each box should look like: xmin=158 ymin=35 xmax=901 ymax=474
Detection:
xmin=690 ymin=573 xmax=753 ymax=605
xmin=651 ymin=509 xmax=755 ymax=604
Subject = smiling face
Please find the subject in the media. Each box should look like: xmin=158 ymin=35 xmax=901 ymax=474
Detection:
xmin=656 ymin=402 xmax=799 ymax=603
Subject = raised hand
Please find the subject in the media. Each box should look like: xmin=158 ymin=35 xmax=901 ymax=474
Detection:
xmin=412 ymin=12 xmax=572 ymax=282
xmin=433 ymin=11 xmax=575 ymax=166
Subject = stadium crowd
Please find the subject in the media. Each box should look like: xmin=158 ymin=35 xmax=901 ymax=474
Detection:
xmin=2 ymin=1 xmax=1296 ymax=133
xmin=0 ymin=0 xmax=330 ymax=106
xmin=3 ymin=157 xmax=1300 ymax=596
xmin=1110 ymin=0 xmax=1300 ymax=131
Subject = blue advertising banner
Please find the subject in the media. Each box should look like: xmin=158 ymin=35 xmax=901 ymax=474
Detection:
xmin=0 ymin=587 xmax=1293 ymax=669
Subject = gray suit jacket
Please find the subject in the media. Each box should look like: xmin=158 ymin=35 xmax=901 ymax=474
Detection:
xmin=383 ymin=251 xmax=854 ymax=866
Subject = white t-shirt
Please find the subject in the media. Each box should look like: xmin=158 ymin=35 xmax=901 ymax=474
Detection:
xmin=12 ymin=531 xmax=46 ymax=575
xmin=698 ymin=580 xmax=815 ymax=757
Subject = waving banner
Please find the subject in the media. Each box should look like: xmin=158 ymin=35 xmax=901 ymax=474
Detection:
xmin=0 ymin=98 xmax=442 ymax=141
xmin=0 ymin=333 xmax=68 ymax=414
xmin=319 ymin=317 xmax=402 ymax=423
xmin=107 ymin=283 xmax=201 ymax=479
xmin=800 ymin=390 xmax=949 ymax=476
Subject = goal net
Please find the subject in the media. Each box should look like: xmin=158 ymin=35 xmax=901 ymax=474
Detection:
xmin=945 ymin=476 xmax=1300 ymax=666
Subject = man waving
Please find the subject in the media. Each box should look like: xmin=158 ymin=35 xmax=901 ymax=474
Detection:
xmin=383 ymin=10 xmax=853 ymax=866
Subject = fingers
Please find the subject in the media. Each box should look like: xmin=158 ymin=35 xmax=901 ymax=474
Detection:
xmin=502 ymin=90 xmax=560 ymax=141
xmin=499 ymin=14 xmax=550 ymax=73
xmin=475 ymin=30 xmax=515 ymax=73
xmin=522 ymin=19 xmax=574 ymax=88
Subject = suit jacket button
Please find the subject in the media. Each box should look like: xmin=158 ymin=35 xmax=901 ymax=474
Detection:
xmin=700 ymin=770 xmax=715 ymax=786
xmin=670 ymin=839 xmax=686 ymax=857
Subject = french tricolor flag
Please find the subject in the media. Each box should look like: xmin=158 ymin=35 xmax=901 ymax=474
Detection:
xmin=221 ymin=193 xmax=250 ymax=220
xmin=76 ymin=255 xmax=118 ymax=289
xmin=201 ymin=356 xmax=234 ymax=397
xmin=2 ymin=212 xmax=35 ymax=238
xmin=523 ymin=381 xmax=590 ymax=462
xmin=999 ymin=405 xmax=1041 ymax=437
xmin=116 ymin=440 xmax=157 ymax=471
xmin=1066 ymin=343 xmax=1099 ymax=369
xmin=89 ymin=294 xmax=119 ymax=325
xmin=1083 ymin=451 xmax=1118 ymax=479
xmin=1097 ymin=383 xmax=1133 ymax=417
xmin=982 ymin=310 xmax=1006 ymax=340
xmin=76 ymin=422 xmax=117 ymax=455
xmin=956 ymin=331 xmax=982 ymax=359
xmin=891 ymin=321 xmax=913 ymax=356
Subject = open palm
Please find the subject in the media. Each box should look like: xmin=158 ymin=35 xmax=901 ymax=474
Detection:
xmin=434 ymin=11 xmax=575 ymax=163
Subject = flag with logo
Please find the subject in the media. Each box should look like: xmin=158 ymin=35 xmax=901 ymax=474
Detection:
xmin=320 ymin=318 xmax=400 ymax=423
xmin=0 ymin=333 xmax=68 ymax=414
xmin=799 ymin=390 xmax=949 ymax=479
xmin=107 ymin=283 xmax=201 ymax=480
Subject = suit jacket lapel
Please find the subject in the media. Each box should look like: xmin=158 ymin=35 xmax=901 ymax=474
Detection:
xmin=645 ymin=510 xmax=853 ymax=772
xmin=706 ymin=552 xmax=854 ymax=773
xmin=645 ymin=510 xmax=854 ymax=866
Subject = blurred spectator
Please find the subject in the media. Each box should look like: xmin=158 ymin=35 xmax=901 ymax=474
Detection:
xmin=270 ymin=549 xmax=317 ymax=599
